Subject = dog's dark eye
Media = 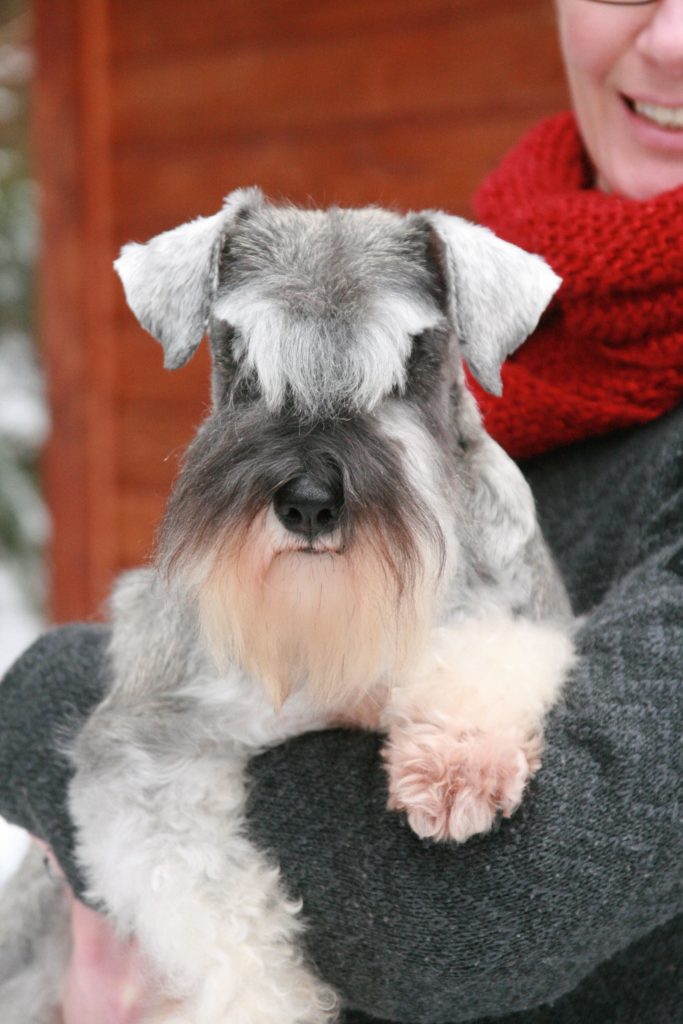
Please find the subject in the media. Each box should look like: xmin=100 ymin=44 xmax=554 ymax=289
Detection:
xmin=230 ymin=369 xmax=260 ymax=405
xmin=407 ymin=328 xmax=437 ymax=362
xmin=404 ymin=329 xmax=444 ymax=401
xmin=397 ymin=332 xmax=421 ymax=382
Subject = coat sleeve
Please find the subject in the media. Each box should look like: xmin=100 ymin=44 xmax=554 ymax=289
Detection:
xmin=0 ymin=624 xmax=109 ymax=899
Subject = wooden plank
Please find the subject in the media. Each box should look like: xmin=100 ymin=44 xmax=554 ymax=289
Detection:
xmin=78 ymin=0 xmax=120 ymax=614
xmin=118 ymin=490 xmax=166 ymax=567
xmin=34 ymin=0 xmax=87 ymax=620
xmin=115 ymin=318 xmax=212 ymax=402
xmin=111 ymin=106 xmax=562 ymax=242
xmin=118 ymin=398 xmax=206 ymax=490
xmin=33 ymin=0 xmax=96 ymax=620
xmin=111 ymin=11 xmax=563 ymax=148
xmin=110 ymin=0 xmax=534 ymax=61
xmin=36 ymin=0 xmax=120 ymax=619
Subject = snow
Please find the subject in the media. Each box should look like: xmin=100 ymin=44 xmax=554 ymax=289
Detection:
xmin=0 ymin=25 xmax=44 ymax=893
xmin=0 ymin=817 xmax=29 ymax=887
xmin=0 ymin=560 xmax=42 ymax=887
xmin=0 ymin=562 xmax=42 ymax=675
xmin=0 ymin=339 xmax=47 ymax=889
xmin=0 ymin=329 xmax=49 ymax=450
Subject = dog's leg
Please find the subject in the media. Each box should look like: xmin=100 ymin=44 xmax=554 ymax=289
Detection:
xmin=382 ymin=615 xmax=575 ymax=843
xmin=70 ymin=711 xmax=335 ymax=1024
xmin=0 ymin=844 xmax=71 ymax=1024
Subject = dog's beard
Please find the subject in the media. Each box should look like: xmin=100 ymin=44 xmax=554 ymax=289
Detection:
xmin=194 ymin=512 xmax=436 ymax=709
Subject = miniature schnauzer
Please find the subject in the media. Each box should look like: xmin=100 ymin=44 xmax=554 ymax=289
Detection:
xmin=4 ymin=188 xmax=576 ymax=1023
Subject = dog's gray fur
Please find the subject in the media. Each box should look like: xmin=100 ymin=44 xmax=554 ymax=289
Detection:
xmin=0 ymin=846 xmax=70 ymax=1023
xmin=2 ymin=191 xmax=573 ymax=1023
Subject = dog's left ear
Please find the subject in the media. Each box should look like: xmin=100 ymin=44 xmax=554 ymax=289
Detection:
xmin=114 ymin=187 xmax=264 ymax=370
xmin=424 ymin=213 xmax=561 ymax=395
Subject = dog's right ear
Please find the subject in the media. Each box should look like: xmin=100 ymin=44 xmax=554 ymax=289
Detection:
xmin=114 ymin=187 xmax=264 ymax=369
xmin=420 ymin=213 xmax=561 ymax=396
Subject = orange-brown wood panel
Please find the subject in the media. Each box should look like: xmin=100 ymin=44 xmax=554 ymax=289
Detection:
xmin=110 ymin=8 xmax=562 ymax=149
xmin=118 ymin=399 xmax=205 ymax=513
xmin=118 ymin=489 xmax=166 ymax=568
xmin=35 ymin=0 xmax=120 ymax=621
xmin=111 ymin=109 xmax=556 ymax=242
xmin=116 ymin=319 xmax=212 ymax=403
xmin=110 ymin=0 xmax=533 ymax=59
xmin=34 ymin=0 xmax=89 ymax=620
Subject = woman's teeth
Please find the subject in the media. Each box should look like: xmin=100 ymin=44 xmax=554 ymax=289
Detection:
xmin=632 ymin=100 xmax=683 ymax=130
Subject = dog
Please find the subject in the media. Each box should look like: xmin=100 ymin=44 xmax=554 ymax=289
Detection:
xmin=4 ymin=189 xmax=576 ymax=1023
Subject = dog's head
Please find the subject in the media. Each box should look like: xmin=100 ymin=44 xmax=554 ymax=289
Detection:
xmin=115 ymin=189 xmax=560 ymax=707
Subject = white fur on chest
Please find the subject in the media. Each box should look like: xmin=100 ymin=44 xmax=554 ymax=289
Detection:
xmin=177 ymin=667 xmax=332 ymax=751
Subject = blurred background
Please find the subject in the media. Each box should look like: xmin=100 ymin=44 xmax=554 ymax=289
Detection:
xmin=0 ymin=0 xmax=567 ymax=878
xmin=0 ymin=0 xmax=43 ymax=882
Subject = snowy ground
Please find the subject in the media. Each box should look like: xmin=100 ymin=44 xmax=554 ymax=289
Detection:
xmin=0 ymin=561 xmax=42 ymax=674
xmin=0 ymin=816 xmax=29 ymax=886
xmin=0 ymin=334 xmax=48 ymax=889
xmin=0 ymin=27 xmax=46 ymax=893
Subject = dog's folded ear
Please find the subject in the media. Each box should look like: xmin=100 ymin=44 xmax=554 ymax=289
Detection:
xmin=424 ymin=213 xmax=561 ymax=395
xmin=114 ymin=187 xmax=265 ymax=370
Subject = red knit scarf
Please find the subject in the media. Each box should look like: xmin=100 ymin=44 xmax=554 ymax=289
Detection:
xmin=469 ymin=111 xmax=683 ymax=459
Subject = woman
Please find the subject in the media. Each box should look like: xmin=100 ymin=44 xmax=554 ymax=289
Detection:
xmin=1 ymin=1 xmax=682 ymax=1020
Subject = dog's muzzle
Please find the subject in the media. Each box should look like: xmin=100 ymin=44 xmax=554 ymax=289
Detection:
xmin=273 ymin=473 xmax=344 ymax=539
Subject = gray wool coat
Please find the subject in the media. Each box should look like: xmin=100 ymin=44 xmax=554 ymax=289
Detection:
xmin=0 ymin=405 xmax=681 ymax=1023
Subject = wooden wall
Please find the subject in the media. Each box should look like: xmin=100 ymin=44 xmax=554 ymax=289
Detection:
xmin=34 ymin=0 xmax=567 ymax=621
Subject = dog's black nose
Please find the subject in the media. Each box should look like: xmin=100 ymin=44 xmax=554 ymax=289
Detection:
xmin=273 ymin=475 xmax=344 ymax=538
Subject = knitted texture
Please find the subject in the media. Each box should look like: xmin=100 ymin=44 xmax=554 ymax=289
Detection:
xmin=470 ymin=111 xmax=683 ymax=459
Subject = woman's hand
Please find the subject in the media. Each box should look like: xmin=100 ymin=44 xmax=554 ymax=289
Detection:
xmin=61 ymin=895 xmax=151 ymax=1024
xmin=36 ymin=843 xmax=156 ymax=1024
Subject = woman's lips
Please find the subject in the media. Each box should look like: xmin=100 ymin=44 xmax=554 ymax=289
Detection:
xmin=619 ymin=92 xmax=683 ymax=152
xmin=622 ymin=93 xmax=683 ymax=130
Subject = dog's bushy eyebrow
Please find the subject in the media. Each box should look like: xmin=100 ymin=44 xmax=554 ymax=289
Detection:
xmin=209 ymin=208 xmax=447 ymax=419
xmin=218 ymin=204 xmax=438 ymax=298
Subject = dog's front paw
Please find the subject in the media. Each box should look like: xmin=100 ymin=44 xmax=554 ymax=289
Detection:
xmin=383 ymin=717 xmax=542 ymax=842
